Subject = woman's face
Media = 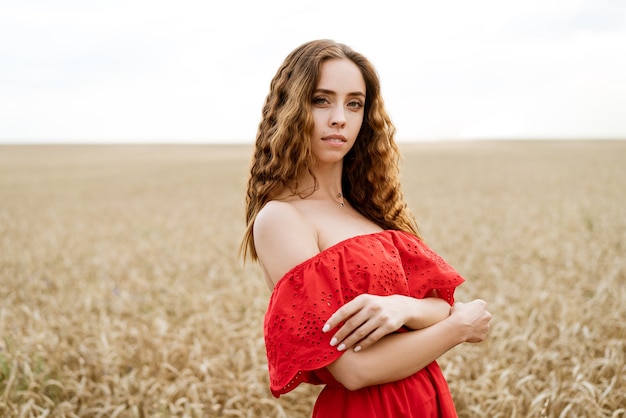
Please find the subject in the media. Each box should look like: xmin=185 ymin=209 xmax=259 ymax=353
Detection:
xmin=310 ymin=58 xmax=365 ymax=166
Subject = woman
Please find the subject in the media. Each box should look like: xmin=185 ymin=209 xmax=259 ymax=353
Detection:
xmin=241 ymin=39 xmax=491 ymax=417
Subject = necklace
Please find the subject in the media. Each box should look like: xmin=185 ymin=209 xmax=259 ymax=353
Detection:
xmin=336 ymin=192 xmax=345 ymax=207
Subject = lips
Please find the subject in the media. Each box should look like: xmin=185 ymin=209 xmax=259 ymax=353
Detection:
xmin=322 ymin=134 xmax=347 ymax=143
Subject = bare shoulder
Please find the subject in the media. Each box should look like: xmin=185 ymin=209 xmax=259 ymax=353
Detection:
xmin=253 ymin=200 xmax=319 ymax=287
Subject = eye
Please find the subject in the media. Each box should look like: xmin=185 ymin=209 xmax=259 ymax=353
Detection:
xmin=347 ymin=100 xmax=363 ymax=110
xmin=312 ymin=96 xmax=330 ymax=105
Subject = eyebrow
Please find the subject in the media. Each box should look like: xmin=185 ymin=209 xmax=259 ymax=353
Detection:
xmin=314 ymin=88 xmax=366 ymax=98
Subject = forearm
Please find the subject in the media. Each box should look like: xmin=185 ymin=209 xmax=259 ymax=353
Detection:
xmin=403 ymin=295 xmax=451 ymax=330
xmin=326 ymin=316 xmax=464 ymax=391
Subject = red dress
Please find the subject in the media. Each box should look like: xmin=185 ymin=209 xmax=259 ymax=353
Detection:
xmin=264 ymin=230 xmax=465 ymax=417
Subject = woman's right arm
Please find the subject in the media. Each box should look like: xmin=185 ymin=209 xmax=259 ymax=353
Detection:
xmin=325 ymin=299 xmax=491 ymax=391
xmin=253 ymin=200 xmax=320 ymax=288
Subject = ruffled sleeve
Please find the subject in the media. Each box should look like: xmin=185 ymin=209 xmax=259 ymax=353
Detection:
xmin=389 ymin=230 xmax=465 ymax=305
xmin=263 ymin=230 xmax=465 ymax=397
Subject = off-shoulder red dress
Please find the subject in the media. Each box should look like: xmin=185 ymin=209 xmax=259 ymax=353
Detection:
xmin=264 ymin=230 xmax=465 ymax=417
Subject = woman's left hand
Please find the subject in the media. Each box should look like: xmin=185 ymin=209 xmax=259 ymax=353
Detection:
xmin=322 ymin=294 xmax=410 ymax=352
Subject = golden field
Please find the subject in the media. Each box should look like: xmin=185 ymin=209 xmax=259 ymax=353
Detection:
xmin=0 ymin=140 xmax=624 ymax=417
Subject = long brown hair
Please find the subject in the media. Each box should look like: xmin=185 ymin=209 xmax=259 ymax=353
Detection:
xmin=241 ymin=39 xmax=420 ymax=261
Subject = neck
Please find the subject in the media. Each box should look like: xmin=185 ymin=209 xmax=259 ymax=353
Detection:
xmin=298 ymin=163 xmax=345 ymax=204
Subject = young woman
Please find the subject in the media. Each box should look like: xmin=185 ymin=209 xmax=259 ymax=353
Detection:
xmin=241 ymin=39 xmax=492 ymax=417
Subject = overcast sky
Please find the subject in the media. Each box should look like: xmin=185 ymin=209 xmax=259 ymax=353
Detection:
xmin=1 ymin=0 xmax=625 ymax=143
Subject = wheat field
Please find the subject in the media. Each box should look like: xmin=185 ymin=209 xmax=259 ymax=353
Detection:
xmin=0 ymin=140 xmax=624 ymax=417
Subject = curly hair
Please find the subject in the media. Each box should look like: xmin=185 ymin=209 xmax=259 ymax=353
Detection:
xmin=241 ymin=39 xmax=420 ymax=261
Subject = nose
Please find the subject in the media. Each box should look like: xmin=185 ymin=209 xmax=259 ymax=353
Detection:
xmin=330 ymin=105 xmax=346 ymax=128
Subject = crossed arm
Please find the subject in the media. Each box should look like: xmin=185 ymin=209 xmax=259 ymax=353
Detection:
xmin=322 ymin=294 xmax=491 ymax=390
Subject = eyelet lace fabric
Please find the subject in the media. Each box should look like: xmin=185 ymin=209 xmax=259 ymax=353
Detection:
xmin=264 ymin=230 xmax=465 ymax=399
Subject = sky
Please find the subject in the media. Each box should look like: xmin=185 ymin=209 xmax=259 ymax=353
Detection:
xmin=1 ymin=0 xmax=625 ymax=144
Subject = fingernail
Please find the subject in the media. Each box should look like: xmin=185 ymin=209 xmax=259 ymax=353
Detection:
xmin=337 ymin=343 xmax=345 ymax=351
xmin=322 ymin=324 xmax=330 ymax=333
xmin=354 ymin=346 xmax=361 ymax=352
xmin=330 ymin=338 xmax=337 ymax=346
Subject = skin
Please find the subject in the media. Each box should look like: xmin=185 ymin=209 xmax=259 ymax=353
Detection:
xmin=254 ymin=58 xmax=492 ymax=391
